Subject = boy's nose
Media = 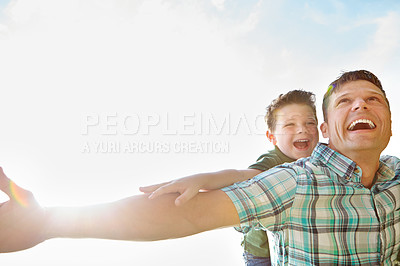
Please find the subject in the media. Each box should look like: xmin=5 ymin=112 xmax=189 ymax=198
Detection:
xmin=297 ymin=125 xmax=307 ymax=134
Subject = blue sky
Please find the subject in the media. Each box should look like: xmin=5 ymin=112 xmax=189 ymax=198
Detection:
xmin=0 ymin=1 xmax=400 ymax=265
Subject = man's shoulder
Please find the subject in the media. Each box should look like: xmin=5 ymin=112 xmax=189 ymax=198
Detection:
xmin=380 ymin=154 xmax=400 ymax=162
xmin=261 ymin=158 xmax=314 ymax=178
xmin=380 ymin=155 xmax=400 ymax=167
xmin=380 ymin=155 xmax=400 ymax=174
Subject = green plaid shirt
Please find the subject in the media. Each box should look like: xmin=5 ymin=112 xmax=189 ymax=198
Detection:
xmin=222 ymin=143 xmax=400 ymax=265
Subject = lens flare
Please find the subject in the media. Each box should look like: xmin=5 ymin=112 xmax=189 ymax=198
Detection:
xmin=9 ymin=181 xmax=29 ymax=207
xmin=326 ymin=83 xmax=336 ymax=94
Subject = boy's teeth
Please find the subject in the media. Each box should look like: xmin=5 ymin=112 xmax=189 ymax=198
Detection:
xmin=347 ymin=119 xmax=376 ymax=130
xmin=293 ymin=139 xmax=309 ymax=149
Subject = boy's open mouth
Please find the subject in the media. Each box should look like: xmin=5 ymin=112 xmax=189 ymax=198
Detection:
xmin=293 ymin=139 xmax=309 ymax=149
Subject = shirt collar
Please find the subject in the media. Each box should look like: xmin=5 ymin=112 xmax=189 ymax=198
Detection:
xmin=311 ymin=143 xmax=359 ymax=184
xmin=376 ymin=158 xmax=396 ymax=183
xmin=310 ymin=143 xmax=396 ymax=186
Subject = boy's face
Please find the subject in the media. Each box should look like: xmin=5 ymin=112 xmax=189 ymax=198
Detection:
xmin=272 ymin=104 xmax=319 ymax=160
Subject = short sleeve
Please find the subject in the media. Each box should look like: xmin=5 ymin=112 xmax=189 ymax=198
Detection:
xmin=222 ymin=166 xmax=298 ymax=232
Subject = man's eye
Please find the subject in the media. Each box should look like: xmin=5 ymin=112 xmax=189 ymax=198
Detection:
xmin=338 ymin=98 xmax=349 ymax=105
xmin=367 ymin=97 xmax=379 ymax=102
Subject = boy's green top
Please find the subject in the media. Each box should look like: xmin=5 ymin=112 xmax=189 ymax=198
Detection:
xmin=244 ymin=146 xmax=294 ymax=257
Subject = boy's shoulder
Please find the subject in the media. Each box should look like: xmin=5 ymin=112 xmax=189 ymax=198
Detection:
xmin=249 ymin=148 xmax=294 ymax=171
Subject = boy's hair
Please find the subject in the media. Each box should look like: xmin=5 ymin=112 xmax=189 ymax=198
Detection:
xmin=265 ymin=90 xmax=317 ymax=132
xmin=322 ymin=70 xmax=390 ymax=121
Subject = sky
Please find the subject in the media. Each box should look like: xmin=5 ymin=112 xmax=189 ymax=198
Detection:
xmin=0 ymin=0 xmax=400 ymax=265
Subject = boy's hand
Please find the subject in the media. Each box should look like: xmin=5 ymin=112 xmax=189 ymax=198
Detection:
xmin=0 ymin=167 xmax=47 ymax=252
xmin=139 ymin=169 xmax=262 ymax=206
xmin=139 ymin=177 xmax=204 ymax=206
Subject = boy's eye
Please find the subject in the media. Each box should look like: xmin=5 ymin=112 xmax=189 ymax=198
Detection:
xmin=306 ymin=121 xmax=316 ymax=125
xmin=284 ymin=123 xmax=294 ymax=127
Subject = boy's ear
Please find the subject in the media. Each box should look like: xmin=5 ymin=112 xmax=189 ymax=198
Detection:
xmin=266 ymin=131 xmax=277 ymax=146
xmin=320 ymin=122 xmax=329 ymax=138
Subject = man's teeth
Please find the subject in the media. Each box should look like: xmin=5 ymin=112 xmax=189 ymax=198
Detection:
xmin=347 ymin=119 xmax=376 ymax=130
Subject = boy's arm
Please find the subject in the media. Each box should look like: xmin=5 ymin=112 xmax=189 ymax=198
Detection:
xmin=140 ymin=169 xmax=262 ymax=206
xmin=0 ymin=167 xmax=240 ymax=253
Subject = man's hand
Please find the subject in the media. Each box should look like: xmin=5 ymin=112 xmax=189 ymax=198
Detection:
xmin=0 ymin=167 xmax=47 ymax=252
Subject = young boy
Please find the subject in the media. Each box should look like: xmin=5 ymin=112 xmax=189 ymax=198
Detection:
xmin=140 ymin=89 xmax=319 ymax=265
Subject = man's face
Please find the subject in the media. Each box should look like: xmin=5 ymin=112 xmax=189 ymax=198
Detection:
xmin=272 ymin=104 xmax=319 ymax=160
xmin=320 ymin=80 xmax=392 ymax=156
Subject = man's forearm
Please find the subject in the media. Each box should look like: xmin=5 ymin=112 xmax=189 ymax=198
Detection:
xmin=44 ymin=190 xmax=240 ymax=242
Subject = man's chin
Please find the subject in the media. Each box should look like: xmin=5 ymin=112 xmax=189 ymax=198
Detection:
xmin=343 ymin=141 xmax=385 ymax=153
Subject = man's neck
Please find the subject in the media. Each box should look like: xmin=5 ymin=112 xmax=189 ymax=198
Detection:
xmin=343 ymin=150 xmax=381 ymax=189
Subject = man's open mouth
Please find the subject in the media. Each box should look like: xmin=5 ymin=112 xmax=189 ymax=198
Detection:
xmin=347 ymin=119 xmax=376 ymax=131
xmin=293 ymin=139 xmax=309 ymax=149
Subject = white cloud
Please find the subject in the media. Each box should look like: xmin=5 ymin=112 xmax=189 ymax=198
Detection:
xmin=360 ymin=11 xmax=400 ymax=68
xmin=303 ymin=2 xmax=330 ymax=25
xmin=0 ymin=23 xmax=8 ymax=33
xmin=236 ymin=7 xmax=260 ymax=34
xmin=6 ymin=0 xmax=36 ymax=23
xmin=0 ymin=0 xmax=267 ymax=105
xmin=211 ymin=0 xmax=225 ymax=11
xmin=303 ymin=1 xmax=345 ymax=26
xmin=371 ymin=12 xmax=400 ymax=57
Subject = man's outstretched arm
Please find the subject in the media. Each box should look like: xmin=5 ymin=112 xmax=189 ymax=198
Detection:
xmin=0 ymin=167 xmax=240 ymax=253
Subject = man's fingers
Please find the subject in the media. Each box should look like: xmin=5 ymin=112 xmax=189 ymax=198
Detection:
xmin=0 ymin=167 xmax=32 ymax=206
xmin=0 ymin=167 xmax=12 ymax=198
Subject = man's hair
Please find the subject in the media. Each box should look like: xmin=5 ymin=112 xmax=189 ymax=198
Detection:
xmin=322 ymin=70 xmax=390 ymax=121
xmin=265 ymin=90 xmax=317 ymax=132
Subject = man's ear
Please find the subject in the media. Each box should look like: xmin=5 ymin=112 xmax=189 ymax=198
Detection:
xmin=266 ymin=131 xmax=277 ymax=145
xmin=320 ymin=122 xmax=329 ymax=138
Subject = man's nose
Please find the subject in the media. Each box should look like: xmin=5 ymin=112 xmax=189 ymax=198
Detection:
xmin=352 ymin=99 xmax=368 ymax=111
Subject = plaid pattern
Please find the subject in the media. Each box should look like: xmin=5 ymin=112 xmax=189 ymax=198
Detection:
xmin=222 ymin=143 xmax=400 ymax=265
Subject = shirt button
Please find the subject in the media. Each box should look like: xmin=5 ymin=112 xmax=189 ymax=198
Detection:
xmin=354 ymin=168 xmax=360 ymax=173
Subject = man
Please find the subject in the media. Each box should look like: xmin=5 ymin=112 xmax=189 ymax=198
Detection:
xmin=0 ymin=70 xmax=399 ymax=264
